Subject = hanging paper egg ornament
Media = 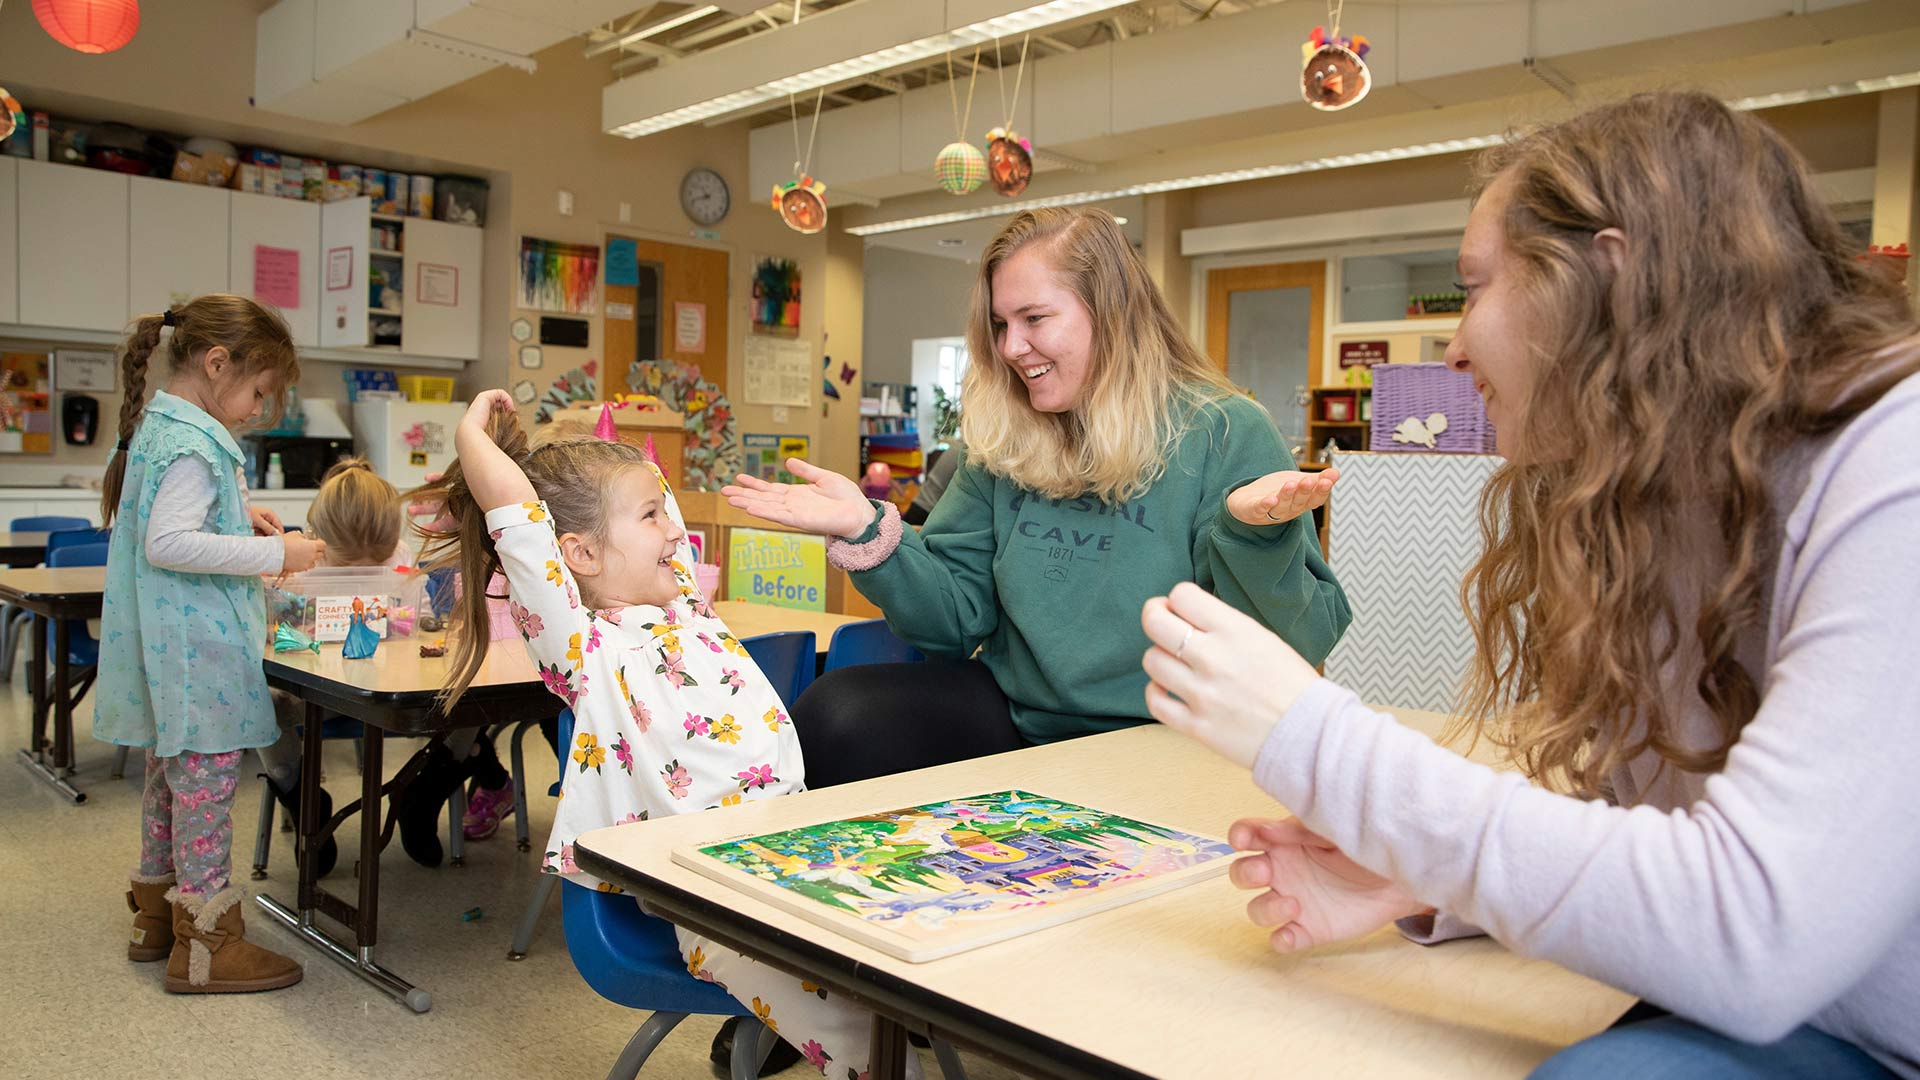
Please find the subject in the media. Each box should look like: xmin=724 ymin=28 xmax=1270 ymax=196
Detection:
xmin=1300 ymin=26 xmax=1371 ymax=112
xmin=771 ymin=175 xmax=828 ymax=234
xmin=934 ymin=141 xmax=987 ymax=195
xmin=32 ymin=0 xmax=142 ymax=54
xmin=0 ymin=89 xmax=23 ymax=144
xmin=985 ymin=128 xmax=1033 ymax=197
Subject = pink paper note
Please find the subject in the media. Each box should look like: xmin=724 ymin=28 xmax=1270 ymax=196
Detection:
xmin=255 ymin=246 xmax=301 ymax=309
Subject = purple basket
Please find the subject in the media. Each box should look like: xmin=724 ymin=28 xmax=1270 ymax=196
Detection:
xmin=1370 ymin=363 xmax=1497 ymax=453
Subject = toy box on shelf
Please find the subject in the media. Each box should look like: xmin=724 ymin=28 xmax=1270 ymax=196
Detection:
xmin=266 ymin=565 xmax=426 ymax=644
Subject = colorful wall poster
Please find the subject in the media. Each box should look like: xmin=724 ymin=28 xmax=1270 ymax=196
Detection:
xmin=0 ymin=351 xmax=52 ymax=454
xmin=726 ymin=527 xmax=826 ymax=611
xmin=750 ymin=256 xmax=801 ymax=339
xmin=518 ymin=237 xmax=601 ymax=315
xmin=742 ymin=433 xmax=810 ymax=483
xmin=673 ymin=790 xmax=1236 ymax=962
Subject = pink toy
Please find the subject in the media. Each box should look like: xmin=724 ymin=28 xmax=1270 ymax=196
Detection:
xmin=594 ymin=402 xmax=618 ymax=441
xmin=860 ymin=462 xmax=893 ymax=498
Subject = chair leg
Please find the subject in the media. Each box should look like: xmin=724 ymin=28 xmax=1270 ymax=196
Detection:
xmin=507 ymin=871 xmax=559 ymax=960
xmin=606 ymin=1010 xmax=688 ymax=1080
xmin=448 ymin=787 xmax=467 ymax=867
xmin=0 ymin=603 xmax=18 ymax=682
xmin=509 ymin=717 xmax=538 ymax=850
xmin=250 ymin=775 xmax=277 ymax=880
xmin=931 ymin=1037 xmax=969 ymax=1080
xmin=109 ymin=744 xmax=130 ymax=780
xmin=731 ymin=1018 xmax=775 ymax=1080
xmin=0 ymin=607 xmax=29 ymax=683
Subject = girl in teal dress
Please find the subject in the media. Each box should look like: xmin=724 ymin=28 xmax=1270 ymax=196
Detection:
xmin=94 ymin=295 xmax=324 ymax=995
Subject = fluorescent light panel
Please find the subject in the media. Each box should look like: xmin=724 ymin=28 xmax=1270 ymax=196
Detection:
xmin=610 ymin=0 xmax=1133 ymax=138
xmin=845 ymin=70 xmax=1920 ymax=237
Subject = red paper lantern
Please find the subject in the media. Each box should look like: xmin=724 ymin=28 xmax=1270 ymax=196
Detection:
xmin=32 ymin=0 xmax=141 ymax=55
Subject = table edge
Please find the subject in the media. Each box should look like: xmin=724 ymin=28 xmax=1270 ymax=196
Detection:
xmin=574 ymin=841 xmax=1153 ymax=1080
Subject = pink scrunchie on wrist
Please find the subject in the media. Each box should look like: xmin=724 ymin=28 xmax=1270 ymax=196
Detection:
xmin=826 ymin=501 xmax=903 ymax=571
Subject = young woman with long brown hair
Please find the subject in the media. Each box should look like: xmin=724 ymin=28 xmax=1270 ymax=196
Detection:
xmin=723 ymin=207 xmax=1351 ymax=787
xmin=1141 ymin=91 xmax=1920 ymax=1076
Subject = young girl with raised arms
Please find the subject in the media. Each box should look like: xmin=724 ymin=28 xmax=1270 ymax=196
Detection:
xmin=95 ymin=294 xmax=326 ymax=994
xmin=417 ymin=390 xmax=919 ymax=1077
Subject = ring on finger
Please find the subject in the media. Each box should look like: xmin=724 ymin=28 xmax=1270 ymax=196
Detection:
xmin=1175 ymin=626 xmax=1195 ymax=659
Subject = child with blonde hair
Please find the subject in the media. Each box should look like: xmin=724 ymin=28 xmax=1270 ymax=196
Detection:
xmin=96 ymin=294 xmax=322 ymax=994
xmin=416 ymin=391 xmax=920 ymax=1077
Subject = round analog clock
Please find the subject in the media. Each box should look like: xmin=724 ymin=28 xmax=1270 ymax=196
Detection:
xmin=680 ymin=166 xmax=731 ymax=226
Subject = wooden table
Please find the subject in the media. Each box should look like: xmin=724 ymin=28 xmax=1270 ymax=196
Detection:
xmin=257 ymin=641 xmax=554 ymax=1013
xmin=577 ymin=716 xmax=1634 ymax=1080
xmin=0 ymin=531 xmax=52 ymax=567
xmin=0 ymin=565 xmax=105 ymax=802
xmin=710 ymin=600 xmax=867 ymax=650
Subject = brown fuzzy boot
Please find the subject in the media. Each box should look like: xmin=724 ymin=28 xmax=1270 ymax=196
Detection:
xmin=163 ymin=885 xmax=304 ymax=994
xmin=126 ymin=872 xmax=176 ymax=962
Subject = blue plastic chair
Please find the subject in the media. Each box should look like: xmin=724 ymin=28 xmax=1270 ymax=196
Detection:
xmin=823 ymin=618 xmax=925 ymax=672
xmin=44 ymin=527 xmax=110 ymax=560
xmin=44 ymin=542 xmax=107 ymax=670
xmin=1 ymin=517 xmax=92 ymax=683
xmin=549 ymin=705 xmax=779 ymax=1079
xmin=9 ymin=514 xmax=89 ymax=533
xmin=741 ymin=630 xmax=815 ymax=707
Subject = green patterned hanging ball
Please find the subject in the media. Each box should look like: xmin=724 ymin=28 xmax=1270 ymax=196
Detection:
xmin=935 ymin=141 xmax=987 ymax=195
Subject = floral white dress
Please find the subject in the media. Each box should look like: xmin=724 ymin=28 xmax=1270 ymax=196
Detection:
xmin=489 ymin=468 xmax=915 ymax=1078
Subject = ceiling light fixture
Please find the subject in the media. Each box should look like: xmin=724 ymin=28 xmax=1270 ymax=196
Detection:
xmin=587 ymin=5 xmax=720 ymax=58
xmin=610 ymin=0 xmax=1136 ymax=138
xmin=845 ymin=69 xmax=1920 ymax=236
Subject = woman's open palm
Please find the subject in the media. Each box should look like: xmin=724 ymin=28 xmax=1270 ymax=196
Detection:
xmin=1229 ymin=817 xmax=1428 ymax=953
xmin=722 ymin=458 xmax=874 ymax=539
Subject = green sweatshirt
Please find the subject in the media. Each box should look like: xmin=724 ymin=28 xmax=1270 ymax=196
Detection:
xmin=847 ymin=393 xmax=1352 ymax=744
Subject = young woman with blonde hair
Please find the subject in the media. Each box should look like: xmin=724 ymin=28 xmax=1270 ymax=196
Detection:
xmin=1143 ymin=91 xmax=1920 ymax=1076
xmin=724 ymin=207 xmax=1351 ymax=785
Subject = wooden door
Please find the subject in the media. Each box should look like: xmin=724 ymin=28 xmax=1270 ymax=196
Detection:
xmin=1205 ymin=260 xmax=1325 ymax=446
xmin=603 ymin=234 xmax=729 ymax=395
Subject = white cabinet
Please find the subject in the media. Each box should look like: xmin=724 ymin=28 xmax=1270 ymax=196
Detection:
xmin=400 ymin=217 xmax=481 ymax=361
xmin=17 ymin=161 xmax=129 ymax=331
xmin=0 ymin=158 xmax=17 ymax=325
xmin=130 ymin=177 xmax=231 ymax=321
xmin=318 ymin=197 xmax=370 ymax=347
xmin=228 ymin=190 xmax=320 ymax=346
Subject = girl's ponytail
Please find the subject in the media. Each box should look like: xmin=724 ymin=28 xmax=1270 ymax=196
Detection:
xmin=411 ymin=405 xmax=532 ymax=709
xmin=101 ymin=311 xmax=169 ymax=525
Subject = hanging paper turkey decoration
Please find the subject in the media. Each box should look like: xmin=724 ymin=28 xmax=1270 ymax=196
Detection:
xmin=935 ymin=141 xmax=987 ymax=195
xmin=985 ymin=128 xmax=1033 ymax=197
xmin=772 ymin=175 xmax=828 ymax=234
xmin=1301 ymin=26 xmax=1371 ymax=111
xmin=33 ymin=0 xmax=142 ymax=54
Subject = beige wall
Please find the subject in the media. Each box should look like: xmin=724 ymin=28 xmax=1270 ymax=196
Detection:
xmin=860 ymin=247 xmax=976 ymax=385
xmin=0 ymin=0 xmax=863 ymax=481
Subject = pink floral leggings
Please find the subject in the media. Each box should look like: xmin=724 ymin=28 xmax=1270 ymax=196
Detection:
xmin=137 ymin=750 xmax=245 ymax=897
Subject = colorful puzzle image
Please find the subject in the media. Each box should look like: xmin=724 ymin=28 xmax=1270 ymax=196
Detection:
xmin=674 ymin=790 xmax=1235 ymax=961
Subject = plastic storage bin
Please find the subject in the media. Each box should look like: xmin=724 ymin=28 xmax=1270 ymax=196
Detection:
xmin=398 ymin=375 xmax=455 ymax=402
xmin=434 ymin=175 xmax=488 ymax=226
xmin=266 ymin=566 xmax=426 ymax=644
xmin=1370 ymin=362 xmax=1496 ymax=453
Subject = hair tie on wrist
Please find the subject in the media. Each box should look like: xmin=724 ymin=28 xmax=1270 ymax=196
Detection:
xmin=161 ymin=309 xmax=177 ymax=327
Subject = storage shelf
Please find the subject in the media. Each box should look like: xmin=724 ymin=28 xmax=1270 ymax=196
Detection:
xmin=1311 ymin=420 xmax=1368 ymax=428
xmin=371 ymin=307 xmax=403 ymax=316
xmin=371 ymin=247 xmax=403 ymax=257
xmin=371 ymin=213 xmax=408 ymax=223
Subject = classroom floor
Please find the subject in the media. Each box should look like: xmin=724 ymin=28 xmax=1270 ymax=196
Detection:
xmin=0 ymin=674 xmax=1030 ymax=1080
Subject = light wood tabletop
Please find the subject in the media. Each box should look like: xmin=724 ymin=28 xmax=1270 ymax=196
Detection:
xmin=578 ymin=712 xmax=1632 ymax=1080
xmin=710 ymin=600 xmax=867 ymax=648
xmin=0 ymin=564 xmax=106 ymax=602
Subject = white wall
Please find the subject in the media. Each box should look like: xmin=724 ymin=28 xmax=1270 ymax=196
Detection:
xmin=860 ymin=246 xmax=977 ymax=385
